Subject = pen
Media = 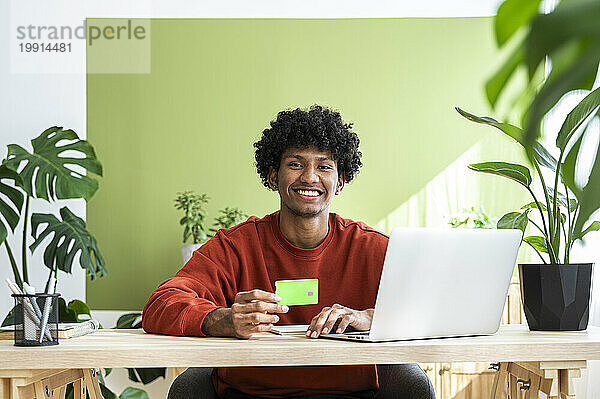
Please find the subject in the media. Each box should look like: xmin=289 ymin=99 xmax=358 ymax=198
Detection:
xmin=23 ymin=282 xmax=53 ymax=341
xmin=38 ymin=277 xmax=56 ymax=343
xmin=6 ymin=279 xmax=41 ymax=341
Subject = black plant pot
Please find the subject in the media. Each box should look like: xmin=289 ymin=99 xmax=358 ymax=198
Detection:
xmin=519 ymin=263 xmax=593 ymax=331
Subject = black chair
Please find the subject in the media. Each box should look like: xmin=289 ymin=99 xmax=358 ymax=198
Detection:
xmin=168 ymin=365 xmax=435 ymax=399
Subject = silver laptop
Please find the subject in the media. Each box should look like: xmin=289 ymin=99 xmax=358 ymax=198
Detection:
xmin=324 ymin=227 xmax=522 ymax=342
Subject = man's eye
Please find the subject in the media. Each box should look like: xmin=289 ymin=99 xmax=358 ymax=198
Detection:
xmin=319 ymin=165 xmax=333 ymax=170
xmin=289 ymin=162 xmax=302 ymax=168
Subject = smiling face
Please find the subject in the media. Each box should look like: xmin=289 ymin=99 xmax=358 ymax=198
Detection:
xmin=268 ymin=146 xmax=345 ymax=218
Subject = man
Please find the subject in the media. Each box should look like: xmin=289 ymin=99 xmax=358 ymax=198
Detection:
xmin=142 ymin=105 xmax=434 ymax=399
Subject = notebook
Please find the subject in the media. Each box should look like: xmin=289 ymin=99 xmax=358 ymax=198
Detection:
xmin=0 ymin=319 xmax=100 ymax=340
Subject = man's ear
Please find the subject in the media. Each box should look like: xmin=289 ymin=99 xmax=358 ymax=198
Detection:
xmin=335 ymin=174 xmax=345 ymax=195
xmin=267 ymin=166 xmax=279 ymax=191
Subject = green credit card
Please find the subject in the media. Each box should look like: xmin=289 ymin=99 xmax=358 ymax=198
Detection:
xmin=275 ymin=279 xmax=318 ymax=306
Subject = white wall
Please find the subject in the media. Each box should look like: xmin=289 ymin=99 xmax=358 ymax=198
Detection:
xmin=0 ymin=0 xmax=503 ymax=333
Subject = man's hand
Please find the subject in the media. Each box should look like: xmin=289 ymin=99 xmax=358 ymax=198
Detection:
xmin=306 ymin=304 xmax=373 ymax=338
xmin=202 ymin=289 xmax=289 ymax=339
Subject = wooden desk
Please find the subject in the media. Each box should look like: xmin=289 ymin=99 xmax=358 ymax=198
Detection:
xmin=1 ymin=325 xmax=599 ymax=398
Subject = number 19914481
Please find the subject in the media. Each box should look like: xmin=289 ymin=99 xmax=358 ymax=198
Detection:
xmin=19 ymin=42 xmax=72 ymax=53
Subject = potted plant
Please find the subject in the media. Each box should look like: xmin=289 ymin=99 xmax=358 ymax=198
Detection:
xmin=174 ymin=191 xmax=210 ymax=264
xmin=447 ymin=206 xmax=498 ymax=229
xmin=209 ymin=206 xmax=248 ymax=236
xmin=456 ymin=0 xmax=600 ymax=331
xmin=1 ymin=127 xmax=164 ymax=398
xmin=0 ymin=127 xmax=105 ymax=312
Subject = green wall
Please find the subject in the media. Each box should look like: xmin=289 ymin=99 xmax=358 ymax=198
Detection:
xmin=87 ymin=18 xmax=529 ymax=310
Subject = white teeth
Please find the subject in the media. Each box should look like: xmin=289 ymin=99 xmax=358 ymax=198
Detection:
xmin=297 ymin=189 xmax=320 ymax=197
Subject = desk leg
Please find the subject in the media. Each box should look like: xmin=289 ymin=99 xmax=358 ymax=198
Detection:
xmin=73 ymin=379 xmax=85 ymax=399
xmin=82 ymin=369 xmax=103 ymax=399
xmin=1 ymin=378 xmax=12 ymax=399
xmin=495 ymin=361 xmax=587 ymax=399
xmin=490 ymin=362 xmax=508 ymax=399
xmin=52 ymin=385 xmax=66 ymax=399
xmin=0 ymin=369 xmax=103 ymax=399
xmin=539 ymin=361 xmax=586 ymax=399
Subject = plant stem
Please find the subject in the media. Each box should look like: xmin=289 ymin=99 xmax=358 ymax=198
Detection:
xmin=43 ymin=262 xmax=59 ymax=294
xmin=528 ymin=218 xmax=546 ymax=236
xmin=44 ymin=265 xmax=53 ymax=293
xmin=3 ymin=240 xmax=23 ymax=289
xmin=565 ymin=184 xmax=572 ymax=263
xmin=523 ymin=239 xmax=548 ymax=264
xmin=551 ymin=153 xmax=563 ymax=261
xmin=525 ymin=186 xmax=557 ymax=262
xmin=531 ymin=161 xmax=557 ymax=263
xmin=568 ymin=205 xmax=579 ymax=261
xmin=560 ymin=214 xmax=568 ymax=261
xmin=21 ymin=195 xmax=30 ymax=284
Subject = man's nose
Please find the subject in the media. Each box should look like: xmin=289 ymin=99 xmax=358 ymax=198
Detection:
xmin=300 ymin=165 xmax=319 ymax=183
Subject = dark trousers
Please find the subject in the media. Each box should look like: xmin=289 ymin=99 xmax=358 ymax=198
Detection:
xmin=168 ymin=365 xmax=435 ymax=399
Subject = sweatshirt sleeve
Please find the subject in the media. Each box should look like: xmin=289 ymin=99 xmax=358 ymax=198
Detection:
xmin=142 ymin=231 xmax=240 ymax=337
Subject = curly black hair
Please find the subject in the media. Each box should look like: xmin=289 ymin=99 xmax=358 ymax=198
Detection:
xmin=254 ymin=105 xmax=362 ymax=189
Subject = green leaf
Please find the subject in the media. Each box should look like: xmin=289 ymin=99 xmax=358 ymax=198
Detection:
xmin=521 ymin=201 xmax=547 ymax=212
xmin=29 ymin=206 xmax=106 ymax=279
xmin=485 ymin=40 xmax=524 ymax=107
xmin=525 ymin=0 xmax=600 ymax=77
xmin=67 ymin=299 xmax=92 ymax=322
xmin=560 ymin=126 xmax=585 ymax=198
xmin=468 ymin=162 xmax=532 ymax=187
xmin=100 ymin=382 xmax=118 ymax=399
xmin=127 ymin=368 xmax=166 ymax=385
xmin=575 ymin=221 xmax=600 ymax=240
xmin=455 ymin=108 xmax=557 ymax=170
xmin=556 ymin=86 xmax=600 ymax=152
xmin=523 ymin=236 xmax=549 ymax=253
xmin=522 ymin=41 xmax=600 ymax=147
xmin=547 ymin=186 xmax=578 ymax=212
xmin=498 ymin=211 xmax=529 ymax=233
xmin=2 ymin=305 xmax=18 ymax=327
xmin=119 ymin=387 xmax=149 ymax=399
xmin=573 ymin=142 xmax=600 ymax=239
xmin=495 ymin=0 xmax=542 ymax=46
xmin=115 ymin=313 xmax=142 ymax=329
xmin=0 ymin=165 xmax=24 ymax=244
xmin=4 ymin=127 xmax=102 ymax=201
xmin=58 ymin=297 xmax=79 ymax=323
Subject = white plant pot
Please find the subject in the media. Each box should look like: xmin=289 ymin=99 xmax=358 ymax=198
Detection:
xmin=181 ymin=243 xmax=203 ymax=265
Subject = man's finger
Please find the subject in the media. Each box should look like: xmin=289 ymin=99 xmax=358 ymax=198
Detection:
xmin=241 ymin=312 xmax=280 ymax=326
xmin=236 ymin=289 xmax=281 ymax=304
xmin=335 ymin=315 xmax=353 ymax=334
xmin=309 ymin=308 xmax=338 ymax=338
xmin=307 ymin=309 xmax=327 ymax=336
xmin=322 ymin=311 xmax=347 ymax=335
xmin=234 ymin=301 xmax=288 ymax=314
xmin=251 ymin=323 xmax=273 ymax=333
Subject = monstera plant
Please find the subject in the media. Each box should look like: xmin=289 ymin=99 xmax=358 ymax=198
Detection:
xmin=0 ymin=127 xmax=105 ymax=296
xmin=457 ymin=0 xmax=600 ymax=331
xmin=1 ymin=127 xmax=161 ymax=398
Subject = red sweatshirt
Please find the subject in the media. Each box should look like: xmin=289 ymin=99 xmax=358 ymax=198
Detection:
xmin=142 ymin=211 xmax=388 ymax=398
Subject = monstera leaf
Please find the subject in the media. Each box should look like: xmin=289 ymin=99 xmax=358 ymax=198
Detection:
xmin=4 ymin=126 xmax=102 ymax=201
xmin=0 ymin=165 xmax=24 ymax=244
xmin=29 ymin=207 xmax=106 ymax=279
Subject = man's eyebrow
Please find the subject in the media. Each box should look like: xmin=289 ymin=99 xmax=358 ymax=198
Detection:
xmin=284 ymin=155 xmax=334 ymax=162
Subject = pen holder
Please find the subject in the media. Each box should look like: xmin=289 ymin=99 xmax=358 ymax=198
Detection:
xmin=11 ymin=293 xmax=60 ymax=346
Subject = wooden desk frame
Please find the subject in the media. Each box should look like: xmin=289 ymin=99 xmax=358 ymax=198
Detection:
xmin=1 ymin=325 xmax=598 ymax=399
